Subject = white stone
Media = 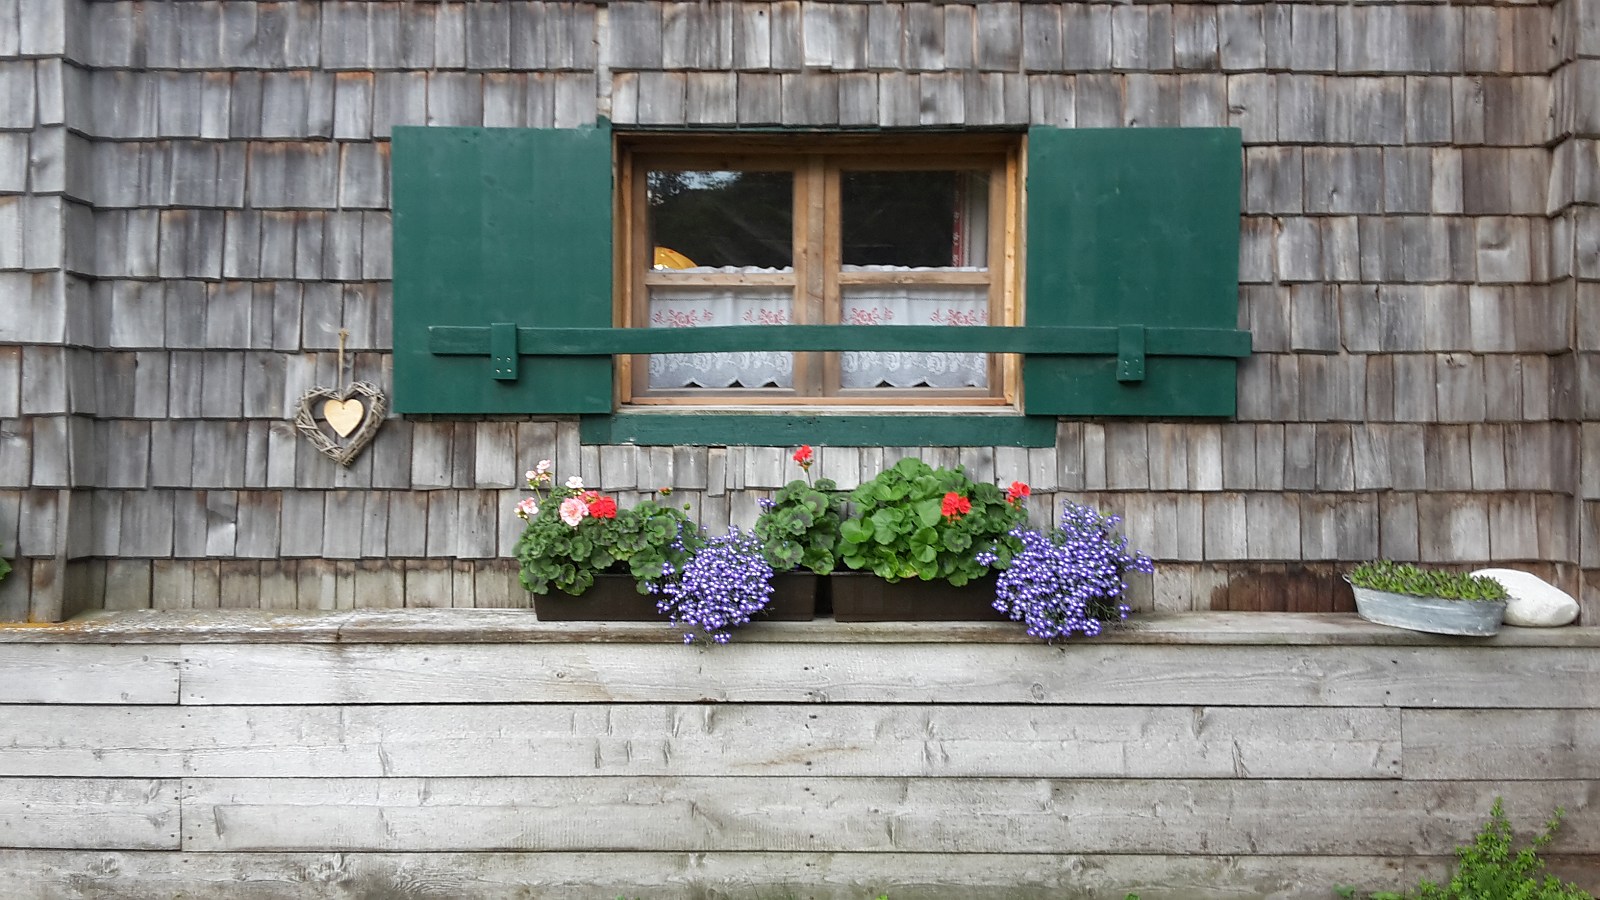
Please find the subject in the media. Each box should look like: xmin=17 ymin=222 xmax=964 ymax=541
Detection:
xmin=1470 ymin=568 xmax=1579 ymax=627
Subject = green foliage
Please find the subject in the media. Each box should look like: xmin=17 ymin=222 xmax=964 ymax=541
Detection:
xmin=839 ymin=456 xmax=1027 ymax=585
xmin=1339 ymin=800 xmax=1592 ymax=900
xmin=754 ymin=477 xmax=846 ymax=575
xmin=515 ymin=487 xmax=697 ymax=597
xmin=0 ymin=556 xmax=9 ymax=584
xmin=1348 ymin=560 xmax=1509 ymax=602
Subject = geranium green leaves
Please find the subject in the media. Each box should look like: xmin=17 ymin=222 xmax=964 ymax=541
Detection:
xmin=515 ymin=481 xmax=696 ymax=596
xmin=754 ymin=476 xmax=847 ymax=576
xmin=839 ymin=518 xmax=872 ymax=545
xmin=840 ymin=456 xmax=1026 ymax=585
xmin=871 ymin=508 xmax=906 ymax=544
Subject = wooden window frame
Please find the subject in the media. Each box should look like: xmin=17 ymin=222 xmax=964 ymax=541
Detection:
xmin=616 ymin=134 xmax=1024 ymax=410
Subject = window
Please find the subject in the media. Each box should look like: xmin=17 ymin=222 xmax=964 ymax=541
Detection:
xmin=389 ymin=124 xmax=1250 ymax=445
xmin=618 ymin=136 xmax=1020 ymax=409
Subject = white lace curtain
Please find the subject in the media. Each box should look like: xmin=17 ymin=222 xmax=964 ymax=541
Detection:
xmin=647 ymin=268 xmax=989 ymax=390
xmin=648 ymin=280 xmax=793 ymax=389
xmin=839 ymin=279 xmax=988 ymax=388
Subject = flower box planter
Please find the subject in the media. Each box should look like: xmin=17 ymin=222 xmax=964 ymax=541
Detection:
xmin=1349 ymin=585 xmax=1507 ymax=637
xmin=534 ymin=573 xmax=819 ymax=623
xmin=830 ymin=573 xmax=1007 ymax=623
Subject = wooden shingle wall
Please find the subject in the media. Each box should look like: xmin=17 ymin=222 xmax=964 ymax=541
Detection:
xmin=0 ymin=0 xmax=87 ymax=623
xmin=1557 ymin=0 xmax=1600 ymax=624
xmin=0 ymin=0 xmax=1594 ymax=620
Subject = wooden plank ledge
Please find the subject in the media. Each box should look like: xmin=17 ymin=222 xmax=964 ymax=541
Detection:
xmin=0 ymin=610 xmax=1594 ymax=646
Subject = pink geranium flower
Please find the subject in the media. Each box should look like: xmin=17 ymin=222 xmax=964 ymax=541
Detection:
xmin=558 ymin=496 xmax=589 ymax=527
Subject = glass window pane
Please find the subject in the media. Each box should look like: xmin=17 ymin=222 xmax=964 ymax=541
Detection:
xmin=648 ymin=170 xmax=793 ymax=270
xmin=839 ymin=284 xmax=989 ymax=389
xmin=645 ymin=284 xmax=794 ymax=390
xmin=841 ymin=170 xmax=990 ymax=269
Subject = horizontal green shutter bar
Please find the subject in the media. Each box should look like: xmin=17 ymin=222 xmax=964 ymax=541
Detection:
xmin=428 ymin=325 xmax=1252 ymax=358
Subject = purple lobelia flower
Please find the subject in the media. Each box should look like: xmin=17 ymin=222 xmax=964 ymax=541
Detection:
xmin=977 ymin=501 xmax=1154 ymax=642
xmin=654 ymin=528 xmax=775 ymax=644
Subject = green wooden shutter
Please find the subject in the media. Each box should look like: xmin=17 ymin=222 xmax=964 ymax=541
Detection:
xmin=391 ymin=125 xmax=613 ymax=414
xmin=1023 ymin=127 xmax=1245 ymax=417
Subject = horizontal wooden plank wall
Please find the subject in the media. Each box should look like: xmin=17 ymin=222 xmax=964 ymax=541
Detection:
xmin=0 ymin=0 xmax=1596 ymax=624
xmin=1 ymin=613 xmax=1598 ymax=899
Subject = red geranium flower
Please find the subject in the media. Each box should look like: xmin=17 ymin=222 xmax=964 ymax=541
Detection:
xmin=940 ymin=491 xmax=971 ymax=519
xmin=792 ymin=444 xmax=814 ymax=471
xmin=1005 ymin=481 xmax=1031 ymax=504
xmin=586 ymin=495 xmax=618 ymax=519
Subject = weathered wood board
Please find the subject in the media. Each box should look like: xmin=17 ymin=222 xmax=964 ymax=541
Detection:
xmin=0 ymin=778 xmax=180 ymax=850
xmin=176 ymin=643 xmax=1600 ymax=709
xmin=7 ymin=849 xmax=1520 ymax=900
xmin=1402 ymin=709 xmax=1600 ymax=780
xmin=0 ymin=704 xmax=1400 ymax=780
xmin=179 ymin=777 xmax=1600 ymax=855
xmin=0 ymin=644 xmax=180 ymax=704
xmin=9 ymin=609 xmax=1595 ymax=646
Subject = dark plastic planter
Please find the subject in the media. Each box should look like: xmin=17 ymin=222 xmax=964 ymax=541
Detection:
xmin=533 ymin=573 xmax=819 ymax=622
xmin=830 ymin=572 xmax=1006 ymax=622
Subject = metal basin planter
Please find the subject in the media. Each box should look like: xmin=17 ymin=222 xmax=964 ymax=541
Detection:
xmin=1348 ymin=584 xmax=1507 ymax=637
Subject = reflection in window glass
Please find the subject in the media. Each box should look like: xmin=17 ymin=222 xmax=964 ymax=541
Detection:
xmin=648 ymin=170 xmax=793 ymax=270
xmin=841 ymin=171 xmax=990 ymax=269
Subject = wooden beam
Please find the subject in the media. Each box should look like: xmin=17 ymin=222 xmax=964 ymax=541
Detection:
xmin=0 ymin=850 xmax=1523 ymax=900
xmin=171 ymin=642 xmax=1600 ymax=708
xmin=6 ymin=609 xmax=1597 ymax=647
xmin=2 ymin=704 xmax=1400 ymax=780
xmin=0 ymin=644 xmax=181 ymax=703
xmin=178 ymin=777 xmax=1600 ymax=854
xmin=0 ymin=778 xmax=179 ymax=849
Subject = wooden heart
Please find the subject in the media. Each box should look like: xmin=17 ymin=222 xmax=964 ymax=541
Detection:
xmin=322 ymin=398 xmax=365 ymax=437
xmin=294 ymin=382 xmax=387 ymax=467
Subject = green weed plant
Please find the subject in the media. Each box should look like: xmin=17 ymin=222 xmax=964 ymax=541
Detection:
xmin=1339 ymin=799 xmax=1592 ymax=900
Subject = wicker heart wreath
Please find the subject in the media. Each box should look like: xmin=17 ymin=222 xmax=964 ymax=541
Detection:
xmin=294 ymin=381 xmax=386 ymax=466
xmin=293 ymin=331 xmax=387 ymax=467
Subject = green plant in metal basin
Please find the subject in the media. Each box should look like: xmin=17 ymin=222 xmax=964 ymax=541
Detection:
xmin=1346 ymin=560 xmax=1509 ymax=637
